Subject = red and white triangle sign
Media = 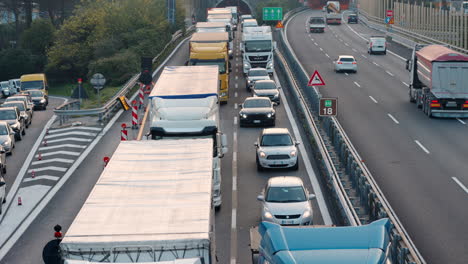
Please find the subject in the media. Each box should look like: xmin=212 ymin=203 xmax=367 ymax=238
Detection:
xmin=307 ymin=70 xmax=326 ymax=86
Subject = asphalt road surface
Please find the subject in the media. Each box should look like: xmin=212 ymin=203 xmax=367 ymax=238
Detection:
xmin=286 ymin=9 xmax=468 ymax=264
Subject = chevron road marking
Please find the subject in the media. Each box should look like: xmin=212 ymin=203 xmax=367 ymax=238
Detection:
xmin=45 ymin=131 xmax=97 ymax=139
xmin=46 ymin=137 xmax=92 ymax=144
xmin=39 ymin=144 xmax=86 ymax=151
xmin=28 ymin=166 xmax=67 ymax=173
xmin=23 ymin=175 xmax=60 ymax=183
xmin=31 ymin=158 xmax=74 ymax=165
xmin=35 ymin=151 xmax=80 ymax=158
xmin=48 ymin=127 xmax=101 ymax=134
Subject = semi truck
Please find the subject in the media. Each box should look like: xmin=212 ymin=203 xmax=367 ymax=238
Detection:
xmin=60 ymin=140 xmax=216 ymax=263
xmin=241 ymin=26 xmax=276 ymax=74
xmin=309 ymin=16 xmax=326 ymax=33
xmin=406 ymin=44 xmax=468 ymax=118
xmin=148 ymin=66 xmax=227 ymax=207
xmin=189 ymin=32 xmax=230 ymax=103
xmin=250 ymin=218 xmax=391 ymax=264
xmin=325 ymin=1 xmax=341 ymax=24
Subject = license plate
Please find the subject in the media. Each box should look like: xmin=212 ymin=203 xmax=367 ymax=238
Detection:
xmin=446 ymin=102 xmax=457 ymax=107
xmin=282 ymin=220 xmax=293 ymax=225
xmin=253 ymin=120 xmax=261 ymax=123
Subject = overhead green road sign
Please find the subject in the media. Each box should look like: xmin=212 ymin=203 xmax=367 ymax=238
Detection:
xmin=263 ymin=7 xmax=283 ymax=21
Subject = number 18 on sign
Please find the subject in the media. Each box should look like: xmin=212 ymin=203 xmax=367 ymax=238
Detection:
xmin=319 ymin=98 xmax=338 ymax=116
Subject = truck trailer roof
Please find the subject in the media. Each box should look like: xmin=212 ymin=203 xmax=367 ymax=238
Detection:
xmin=149 ymin=66 xmax=219 ymax=99
xmin=196 ymin=22 xmax=226 ymax=28
xmin=190 ymin=32 xmax=229 ymax=43
xmin=60 ymin=139 xmax=214 ymax=258
xmin=416 ymin=45 xmax=468 ymax=63
xmin=256 ymin=219 xmax=390 ymax=264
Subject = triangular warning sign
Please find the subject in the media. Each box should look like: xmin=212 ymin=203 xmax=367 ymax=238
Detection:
xmin=276 ymin=21 xmax=284 ymax=28
xmin=307 ymin=70 xmax=325 ymax=86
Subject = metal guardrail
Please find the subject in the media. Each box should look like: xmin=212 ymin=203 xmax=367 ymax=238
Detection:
xmin=277 ymin=7 xmax=425 ymax=264
xmin=358 ymin=10 xmax=468 ymax=54
xmin=54 ymin=28 xmax=194 ymax=125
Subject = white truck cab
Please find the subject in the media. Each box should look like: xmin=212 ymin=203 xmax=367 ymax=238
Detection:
xmin=241 ymin=26 xmax=276 ymax=74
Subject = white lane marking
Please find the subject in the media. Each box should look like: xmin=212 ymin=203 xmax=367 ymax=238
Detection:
xmin=235 ymin=68 xmax=238 ymax=73
xmin=319 ymin=47 xmax=324 ymax=51
xmin=386 ymin=70 xmax=394 ymax=76
xmin=352 ymin=48 xmax=357 ymax=52
xmin=39 ymin=144 xmax=86 ymax=151
xmin=361 ymin=54 xmax=367 ymax=58
xmin=235 ymin=83 xmax=238 ymax=89
xmin=236 ymin=57 xmax=238 ymax=62
xmin=235 ymin=76 xmax=238 ymax=80
xmin=415 ymin=140 xmax=430 ymax=154
xmin=45 ymin=131 xmax=96 ymax=139
xmin=373 ymin=62 xmax=380 ymax=66
xmin=232 ymin=175 xmax=237 ymax=191
xmin=234 ymin=103 xmax=238 ymax=110
xmin=23 ymin=175 xmax=60 ymax=183
xmin=387 ymin=114 xmax=400 ymax=124
xmin=48 ymin=127 xmax=101 ymax=133
xmin=325 ymin=53 xmax=330 ymax=58
xmin=452 ymin=177 xmax=468 ymax=194
xmin=353 ymin=81 xmax=361 ymax=87
xmin=344 ymin=43 xmax=349 ymax=46
xmin=345 ymin=73 xmax=349 ymax=76
xmin=310 ymin=38 xmax=314 ymax=41
xmin=27 ymin=166 xmax=67 ymax=173
xmin=230 ymin=258 xmax=236 ymax=264
xmin=233 ymin=150 xmax=237 ymax=162
xmin=369 ymin=96 xmax=378 ymax=104
xmin=456 ymin=118 xmax=466 ymax=125
xmin=31 ymin=158 xmax=74 ymax=165
xmin=46 ymin=137 xmax=92 ymax=144
xmin=35 ymin=150 xmax=80 ymax=157
xmin=231 ymin=208 xmax=236 ymax=229
xmin=273 ymin=71 xmax=332 ymax=225
xmin=314 ymin=42 xmax=318 ymax=46
xmin=233 ymin=116 xmax=238 ymax=125
xmin=234 ymin=92 xmax=238 ymax=97
xmin=402 ymin=81 xmax=409 ymax=86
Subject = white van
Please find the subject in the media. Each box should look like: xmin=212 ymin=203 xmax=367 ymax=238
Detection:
xmin=368 ymin=36 xmax=387 ymax=55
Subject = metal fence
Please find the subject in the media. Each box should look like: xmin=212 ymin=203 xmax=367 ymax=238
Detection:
xmin=276 ymin=7 xmax=426 ymax=264
xmin=358 ymin=0 xmax=468 ymax=53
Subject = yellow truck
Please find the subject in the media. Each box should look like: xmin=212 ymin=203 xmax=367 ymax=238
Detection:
xmin=189 ymin=32 xmax=230 ymax=104
xmin=20 ymin=73 xmax=48 ymax=95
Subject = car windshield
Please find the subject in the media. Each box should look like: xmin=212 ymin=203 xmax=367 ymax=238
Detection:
xmin=0 ymin=125 xmax=8 ymax=135
xmin=309 ymin=18 xmax=324 ymax=23
xmin=340 ymin=57 xmax=355 ymax=62
xmin=255 ymin=82 xmax=276 ymax=90
xmin=261 ymin=134 xmax=293 ymax=146
xmin=21 ymin=80 xmax=43 ymax=90
xmin=29 ymin=90 xmax=43 ymax=97
xmin=3 ymin=103 xmax=24 ymax=111
xmin=244 ymin=99 xmax=270 ymax=108
xmin=266 ymin=186 xmax=306 ymax=203
xmin=6 ymin=97 xmax=26 ymax=103
xmin=249 ymin=70 xmax=268 ymax=77
xmin=245 ymin=40 xmax=271 ymax=52
xmin=0 ymin=110 xmax=16 ymax=120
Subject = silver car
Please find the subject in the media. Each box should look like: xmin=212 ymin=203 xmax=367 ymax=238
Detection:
xmin=5 ymin=95 xmax=33 ymax=119
xmin=257 ymin=176 xmax=315 ymax=226
xmin=0 ymin=121 xmax=15 ymax=155
xmin=252 ymin=80 xmax=281 ymax=105
xmin=0 ymin=107 xmax=25 ymax=141
xmin=255 ymin=128 xmax=299 ymax=171
xmin=246 ymin=68 xmax=270 ymax=91
xmin=0 ymin=81 xmax=11 ymax=98
xmin=1 ymin=101 xmax=31 ymax=128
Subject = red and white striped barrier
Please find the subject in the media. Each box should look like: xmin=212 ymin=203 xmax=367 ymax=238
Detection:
xmin=139 ymin=83 xmax=144 ymax=108
xmin=131 ymin=100 xmax=138 ymax=129
xmin=121 ymin=123 xmax=128 ymax=141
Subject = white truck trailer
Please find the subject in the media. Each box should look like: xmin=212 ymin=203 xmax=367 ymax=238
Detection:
xmin=60 ymin=139 xmax=216 ymax=263
xmin=241 ymin=26 xmax=276 ymax=74
xmin=148 ymin=66 xmax=227 ymax=207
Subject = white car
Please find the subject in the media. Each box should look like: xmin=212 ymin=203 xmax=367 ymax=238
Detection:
xmin=257 ymin=176 xmax=316 ymax=226
xmin=368 ymin=36 xmax=387 ymax=54
xmin=246 ymin=68 xmax=270 ymax=91
xmin=255 ymin=128 xmax=299 ymax=171
xmin=0 ymin=121 xmax=16 ymax=155
xmin=334 ymin=55 xmax=357 ymax=73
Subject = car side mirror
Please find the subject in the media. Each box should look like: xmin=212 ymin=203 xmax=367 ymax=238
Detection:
xmin=273 ymin=102 xmax=278 ymax=106
xmin=0 ymin=181 xmax=5 ymax=187
xmin=295 ymin=141 xmax=300 ymax=146
xmin=308 ymin=194 xmax=316 ymax=200
xmin=257 ymin=195 xmax=264 ymax=201
xmin=254 ymin=142 xmax=258 ymax=147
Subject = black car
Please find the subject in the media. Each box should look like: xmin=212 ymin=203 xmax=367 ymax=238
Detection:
xmin=348 ymin=14 xmax=358 ymax=24
xmin=239 ymin=97 xmax=275 ymax=127
xmin=28 ymin=89 xmax=48 ymax=110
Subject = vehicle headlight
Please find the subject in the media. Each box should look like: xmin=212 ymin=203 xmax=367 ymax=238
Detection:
xmin=259 ymin=151 xmax=266 ymax=158
xmin=290 ymin=150 xmax=297 ymax=157
xmin=267 ymin=61 xmax=274 ymax=69
xmin=302 ymin=210 xmax=311 ymax=218
xmin=264 ymin=211 xmax=273 ymax=219
xmin=267 ymin=113 xmax=273 ymax=118
xmin=241 ymin=113 xmax=247 ymax=119
xmin=273 ymin=93 xmax=279 ymax=98
xmin=40 ymin=99 xmax=46 ymax=103
xmin=1 ymin=141 xmax=9 ymax=147
xmin=244 ymin=63 xmax=250 ymax=68
xmin=11 ymin=123 xmax=18 ymax=129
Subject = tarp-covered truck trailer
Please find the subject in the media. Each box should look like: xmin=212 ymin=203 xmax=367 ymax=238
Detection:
xmin=250 ymin=219 xmax=391 ymax=264
xmin=406 ymin=44 xmax=468 ymax=118
xmin=60 ymin=140 xmax=215 ymax=263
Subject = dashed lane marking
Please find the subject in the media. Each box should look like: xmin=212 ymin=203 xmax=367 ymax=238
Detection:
xmin=402 ymin=81 xmax=409 ymax=86
xmin=386 ymin=70 xmax=394 ymax=76
xmin=387 ymin=114 xmax=400 ymax=124
xmin=354 ymin=81 xmax=361 ymax=87
xmin=234 ymin=92 xmax=238 ymax=97
xmin=452 ymin=177 xmax=468 ymax=194
xmin=234 ymin=103 xmax=238 ymax=110
xmin=319 ymin=47 xmax=323 ymax=51
xmin=325 ymin=53 xmax=330 ymax=58
xmin=373 ymin=62 xmax=380 ymax=66
xmin=234 ymin=117 xmax=238 ymax=125
xmin=361 ymin=54 xmax=367 ymax=58
xmin=415 ymin=140 xmax=430 ymax=154
xmin=369 ymin=96 xmax=378 ymax=103
xmin=456 ymin=118 xmax=466 ymax=125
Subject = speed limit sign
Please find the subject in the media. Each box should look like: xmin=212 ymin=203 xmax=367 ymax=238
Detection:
xmin=319 ymin=98 xmax=338 ymax=116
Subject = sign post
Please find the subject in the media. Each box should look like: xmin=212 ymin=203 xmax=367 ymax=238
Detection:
xmin=90 ymin=73 xmax=106 ymax=106
xmin=319 ymin=98 xmax=338 ymax=117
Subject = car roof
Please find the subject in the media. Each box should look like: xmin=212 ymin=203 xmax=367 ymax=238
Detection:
xmin=244 ymin=97 xmax=271 ymax=102
xmin=0 ymin=107 xmax=18 ymax=112
xmin=268 ymin=176 xmax=304 ymax=187
xmin=338 ymin=55 xmax=355 ymax=59
xmin=255 ymin=80 xmax=275 ymax=84
xmin=262 ymin=128 xmax=290 ymax=135
xmin=3 ymin=101 xmax=25 ymax=106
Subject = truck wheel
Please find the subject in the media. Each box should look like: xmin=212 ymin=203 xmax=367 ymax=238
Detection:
xmin=409 ymin=89 xmax=416 ymax=103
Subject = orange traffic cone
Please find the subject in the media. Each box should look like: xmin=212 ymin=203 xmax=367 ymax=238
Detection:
xmin=31 ymin=170 xmax=35 ymax=178
xmin=18 ymin=196 xmax=22 ymax=205
xmin=38 ymin=152 xmax=42 ymax=160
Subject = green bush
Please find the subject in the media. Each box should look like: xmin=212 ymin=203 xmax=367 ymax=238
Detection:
xmin=20 ymin=19 xmax=56 ymax=55
xmin=88 ymin=50 xmax=139 ymax=86
xmin=0 ymin=48 xmax=39 ymax=80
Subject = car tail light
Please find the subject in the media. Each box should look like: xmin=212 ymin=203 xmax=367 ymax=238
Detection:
xmin=430 ymin=100 xmax=441 ymax=108
xmin=385 ymin=42 xmax=388 ymax=47
xmin=352 ymin=62 xmax=357 ymax=64
xmin=463 ymin=100 xmax=468 ymax=108
xmin=370 ymin=42 xmax=373 ymax=48
xmin=337 ymin=62 xmax=343 ymax=64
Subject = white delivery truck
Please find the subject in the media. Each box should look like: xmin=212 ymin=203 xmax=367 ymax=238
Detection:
xmin=241 ymin=26 xmax=276 ymax=74
xmin=60 ymin=139 xmax=216 ymax=263
xmin=149 ymin=66 xmax=227 ymax=207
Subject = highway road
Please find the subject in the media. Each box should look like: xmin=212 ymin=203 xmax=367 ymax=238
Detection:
xmin=0 ymin=30 xmax=332 ymax=264
xmin=286 ymin=10 xmax=468 ymax=264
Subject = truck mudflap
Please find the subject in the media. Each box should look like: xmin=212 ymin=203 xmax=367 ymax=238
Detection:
xmin=431 ymin=110 xmax=468 ymax=118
